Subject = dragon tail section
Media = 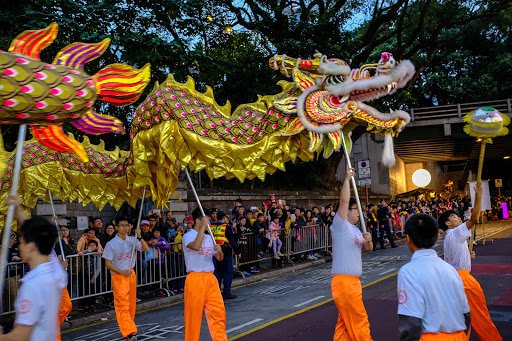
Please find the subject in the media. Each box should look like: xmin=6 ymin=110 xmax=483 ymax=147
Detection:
xmin=0 ymin=137 xmax=139 ymax=229
xmin=71 ymin=110 xmax=125 ymax=135
xmin=32 ymin=125 xmax=88 ymax=162
xmin=9 ymin=23 xmax=58 ymax=60
xmin=93 ymin=63 xmax=151 ymax=106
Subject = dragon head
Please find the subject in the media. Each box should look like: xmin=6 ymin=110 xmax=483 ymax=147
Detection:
xmin=270 ymin=52 xmax=415 ymax=164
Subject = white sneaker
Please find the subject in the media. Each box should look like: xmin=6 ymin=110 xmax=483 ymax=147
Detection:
xmin=277 ymin=252 xmax=284 ymax=256
xmin=274 ymin=255 xmax=280 ymax=260
xmin=306 ymin=255 xmax=316 ymax=260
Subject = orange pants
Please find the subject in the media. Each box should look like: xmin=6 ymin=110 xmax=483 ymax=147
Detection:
xmin=331 ymin=274 xmax=372 ymax=341
xmin=112 ymin=270 xmax=137 ymax=337
xmin=457 ymin=270 xmax=502 ymax=341
xmin=56 ymin=288 xmax=72 ymax=341
xmin=184 ymin=272 xmax=227 ymax=341
xmin=420 ymin=331 xmax=467 ymax=340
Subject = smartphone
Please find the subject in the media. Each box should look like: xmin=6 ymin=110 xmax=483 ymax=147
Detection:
xmin=153 ymin=209 xmax=161 ymax=214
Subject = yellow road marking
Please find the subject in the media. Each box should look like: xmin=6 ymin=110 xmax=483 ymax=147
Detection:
xmin=229 ymin=271 xmax=398 ymax=340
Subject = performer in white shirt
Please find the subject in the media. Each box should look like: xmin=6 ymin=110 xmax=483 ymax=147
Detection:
xmin=0 ymin=195 xmax=65 ymax=341
xmin=182 ymin=207 xmax=226 ymax=341
xmin=331 ymin=168 xmax=373 ymax=341
xmin=438 ymin=182 xmax=502 ymax=340
xmin=103 ymin=217 xmax=148 ymax=341
xmin=398 ymin=213 xmax=470 ymax=340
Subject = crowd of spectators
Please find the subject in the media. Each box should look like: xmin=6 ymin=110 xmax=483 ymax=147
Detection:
xmin=2 ymin=193 xmax=510 ymax=316
xmin=363 ymin=194 xmax=512 ymax=250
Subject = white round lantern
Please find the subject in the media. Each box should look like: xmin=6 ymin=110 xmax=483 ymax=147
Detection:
xmin=412 ymin=169 xmax=431 ymax=187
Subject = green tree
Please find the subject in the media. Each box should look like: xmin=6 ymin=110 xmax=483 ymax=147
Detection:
xmin=1 ymin=0 xmax=510 ymax=190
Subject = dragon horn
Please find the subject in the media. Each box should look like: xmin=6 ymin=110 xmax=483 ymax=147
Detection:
xmin=269 ymin=54 xmax=323 ymax=77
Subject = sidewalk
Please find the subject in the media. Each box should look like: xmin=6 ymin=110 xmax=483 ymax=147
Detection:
xmin=235 ymin=225 xmax=512 ymax=340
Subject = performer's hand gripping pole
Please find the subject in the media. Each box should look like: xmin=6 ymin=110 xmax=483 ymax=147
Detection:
xmin=130 ymin=186 xmax=147 ymax=268
xmin=0 ymin=124 xmax=27 ymax=307
xmin=184 ymin=168 xmax=215 ymax=237
xmin=340 ymin=132 xmax=367 ymax=233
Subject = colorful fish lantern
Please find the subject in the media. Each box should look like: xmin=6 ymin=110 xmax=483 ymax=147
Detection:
xmin=0 ymin=23 xmax=150 ymax=161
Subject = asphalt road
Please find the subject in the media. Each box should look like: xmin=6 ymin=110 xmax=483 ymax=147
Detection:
xmin=63 ymin=224 xmax=511 ymax=341
xmin=236 ymin=228 xmax=512 ymax=341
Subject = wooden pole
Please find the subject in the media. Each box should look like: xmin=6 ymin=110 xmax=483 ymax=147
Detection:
xmin=0 ymin=125 xmax=27 ymax=309
xmin=48 ymin=190 xmax=66 ymax=260
xmin=340 ymin=132 xmax=367 ymax=233
xmin=184 ymin=168 xmax=215 ymax=237
xmin=469 ymin=142 xmax=486 ymax=252
xmin=129 ymin=187 xmax=147 ymax=268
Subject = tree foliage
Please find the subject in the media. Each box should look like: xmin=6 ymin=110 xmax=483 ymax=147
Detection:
xmin=1 ymin=0 xmax=511 ymax=189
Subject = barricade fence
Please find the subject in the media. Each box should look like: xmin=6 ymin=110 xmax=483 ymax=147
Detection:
xmin=235 ymin=223 xmax=331 ymax=270
xmin=1 ymin=224 xmax=331 ymax=316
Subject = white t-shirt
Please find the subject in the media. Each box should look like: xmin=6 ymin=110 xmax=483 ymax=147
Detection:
xmin=443 ymin=222 xmax=471 ymax=271
xmin=50 ymin=250 xmax=68 ymax=288
xmin=102 ymin=235 xmax=142 ymax=271
xmin=397 ymin=249 xmax=469 ymax=333
xmin=15 ymin=262 xmax=63 ymax=341
xmin=330 ymin=213 xmax=364 ymax=277
xmin=182 ymin=229 xmax=215 ymax=273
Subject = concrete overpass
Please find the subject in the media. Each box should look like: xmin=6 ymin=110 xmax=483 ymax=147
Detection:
xmin=395 ymin=98 xmax=512 ymax=163
xmin=348 ymin=98 xmax=511 ymax=197
xmin=394 ymin=98 xmax=512 ymax=193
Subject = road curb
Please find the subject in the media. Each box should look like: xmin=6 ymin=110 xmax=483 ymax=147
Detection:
xmin=62 ymin=258 xmax=327 ymax=331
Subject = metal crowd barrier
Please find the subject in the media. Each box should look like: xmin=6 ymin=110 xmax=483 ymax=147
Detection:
xmin=235 ymin=223 xmax=331 ymax=272
xmin=2 ymin=261 xmax=27 ymax=315
xmin=0 ymin=246 xmax=185 ymax=316
xmin=1 ymin=225 xmax=333 ymax=315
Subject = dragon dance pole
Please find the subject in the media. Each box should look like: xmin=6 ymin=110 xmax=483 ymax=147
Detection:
xmin=469 ymin=142 xmax=486 ymax=253
xmin=129 ymin=186 xmax=147 ymax=268
xmin=184 ymin=168 xmax=215 ymax=237
xmin=462 ymin=107 xmax=509 ymax=252
xmin=48 ymin=190 xmax=66 ymax=259
xmin=0 ymin=124 xmax=27 ymax=309
xmin=340 ymin=132 xmax=367 ymax=233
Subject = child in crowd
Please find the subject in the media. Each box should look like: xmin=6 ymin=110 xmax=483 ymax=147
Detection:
xmin=269 ymin=215 xmax=284 ymax=259
xmin=78 ymin=240 xmax=102 ymax=313
xmin=390 ymin=204 xmax=403 ymax=238
xmin=173 ymin=226 xmax=184 ymax=252
xmin=151 ymin=228 xmax=170 ymax=265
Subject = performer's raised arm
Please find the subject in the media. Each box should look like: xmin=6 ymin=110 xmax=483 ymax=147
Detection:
xmin=5 ymin=194 xmax=28 ymax=226
xmin=337 ymin=168 xmax=354 ymax=220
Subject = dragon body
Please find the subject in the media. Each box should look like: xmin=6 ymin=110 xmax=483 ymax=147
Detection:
xmin=0 ymin=25 xmax=415 ymax=221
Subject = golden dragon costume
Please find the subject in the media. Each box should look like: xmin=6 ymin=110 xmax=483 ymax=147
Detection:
xmin=0 ymin=24 xmax=415 ymax=223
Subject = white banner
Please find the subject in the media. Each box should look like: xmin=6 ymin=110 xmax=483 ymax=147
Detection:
xmin=469 ymin=180 xmax=492 ymax=211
